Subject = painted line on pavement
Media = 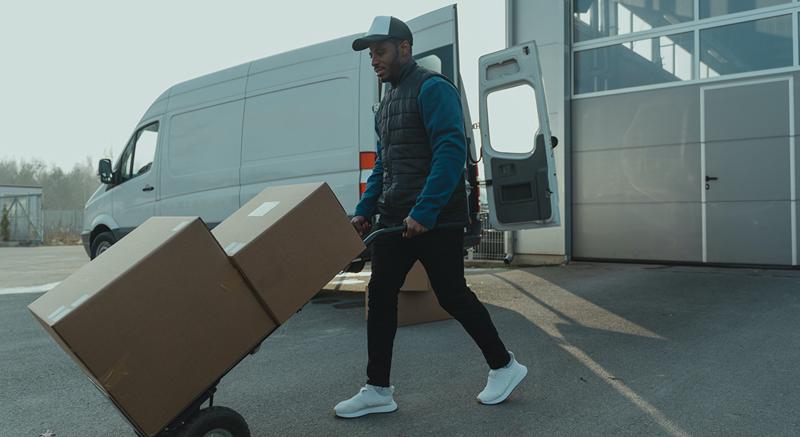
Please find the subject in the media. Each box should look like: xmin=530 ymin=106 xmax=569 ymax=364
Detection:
xmin=0 ymin=282 xmax=60 ymax=296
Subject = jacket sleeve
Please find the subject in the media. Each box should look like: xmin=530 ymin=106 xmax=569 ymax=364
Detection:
xmin=408 ymin=76 xmax=466 ymax=229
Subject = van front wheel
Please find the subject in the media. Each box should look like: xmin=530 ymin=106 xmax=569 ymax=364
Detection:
xmin=91 ymin=231 xmax=116 ymax=259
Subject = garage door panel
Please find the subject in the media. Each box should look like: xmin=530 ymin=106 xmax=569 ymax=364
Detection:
xmin=572 ymin=85 xmax=699 ymax=151
xmin=573 ymin=203 xmax=702 ymax=261
xmin=573 ymin=143 xmax=701 ymax=204
xmin=706 ymin=201 xmax=792 ymax=265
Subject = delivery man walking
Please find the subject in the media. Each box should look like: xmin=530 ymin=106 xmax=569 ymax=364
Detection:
xmin=334 ymin=16 xmax=527 ymax=418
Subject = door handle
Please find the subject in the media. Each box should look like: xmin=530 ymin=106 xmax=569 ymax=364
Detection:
xmin=142 ymin=185 xmax=154 ymax=192
xmin=705 ymin=176 xmax=718 ymax=182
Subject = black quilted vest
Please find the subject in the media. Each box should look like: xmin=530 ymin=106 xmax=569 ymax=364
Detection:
xmin=376 ymin=62 xmax=467 ymax=226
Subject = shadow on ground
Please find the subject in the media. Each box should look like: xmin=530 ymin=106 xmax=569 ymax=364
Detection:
xmin=3 ymin=263 xmax=800 ymax=436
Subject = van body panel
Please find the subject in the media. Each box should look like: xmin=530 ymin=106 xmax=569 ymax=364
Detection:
xmin=166 ymin=64 xmax=249 ymax=112
xmin=158 ymin=99 xmax=244 ymax=224
xmin=358 ymin=51 xmax=379 ymax=154
xmin=239 ymin=173 xmax=356 ymax=213
xmin=247 ymin=36 xmax=358 ymax=77
xmin=241 ymin=63 xmax=360 ymax=214
xmin=140 ymin=96 xmax=169 ymax=125
xmin=407 ymin=5 xmax=460 ymax=57
xmin=83 ymin=187 xmax=117 ymax=233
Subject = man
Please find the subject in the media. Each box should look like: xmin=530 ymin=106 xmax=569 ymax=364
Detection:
xmin=334 ymin=16 xmax=527 ymax=418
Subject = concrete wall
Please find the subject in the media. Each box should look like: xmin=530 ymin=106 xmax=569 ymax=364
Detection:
xmin=506 ymin=0 xmax=570 ymax=260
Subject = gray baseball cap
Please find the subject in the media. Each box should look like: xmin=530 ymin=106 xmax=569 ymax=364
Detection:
xmin=352 ymin=16 xmax=413 ymax=51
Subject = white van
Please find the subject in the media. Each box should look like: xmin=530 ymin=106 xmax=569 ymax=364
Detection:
xmin=82 ymin=5 xmax=559 ymax=259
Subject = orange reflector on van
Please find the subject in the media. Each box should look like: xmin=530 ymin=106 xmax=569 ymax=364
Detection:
xmin=359 ymin=182 xmax=367 ymax=196
xmin=360 ymin=152 xmax=377 ymax=169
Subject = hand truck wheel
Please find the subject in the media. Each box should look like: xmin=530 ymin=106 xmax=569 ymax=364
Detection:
xmin=175 ymin=406 xmax=250 ymax=437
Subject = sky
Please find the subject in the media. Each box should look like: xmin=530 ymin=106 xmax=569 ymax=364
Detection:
xmin=0 ymin=0 xmax=506 ymax=171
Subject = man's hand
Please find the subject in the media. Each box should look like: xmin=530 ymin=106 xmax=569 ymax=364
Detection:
xmin=351 ymin=215 xmax=372 ymax=237
xmin=403 ymin=216 xmax=428 ymax=238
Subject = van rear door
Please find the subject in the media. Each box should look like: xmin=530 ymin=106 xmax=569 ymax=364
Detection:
xmin=478 ymin=41 xmax=560 ymax=230
xmin=407 ymin=5 xmax=481 ymax=233
xmin=407 ymin=5 xmax=460 ymax=84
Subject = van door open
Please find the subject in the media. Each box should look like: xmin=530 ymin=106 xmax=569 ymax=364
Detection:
xmin=406 ymin=5 xmax=481 ymax=237
xmin=407 ymin=5 xmax=460 ymax=84
xmin=478 ymin=42 xmax=560 ymax=230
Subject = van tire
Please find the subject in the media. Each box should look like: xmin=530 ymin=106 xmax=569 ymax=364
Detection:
xmin=90 ymin=231 xmax=116 ymax=259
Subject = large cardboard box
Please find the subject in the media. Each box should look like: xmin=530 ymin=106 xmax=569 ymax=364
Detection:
xmin=324 ymin=261 xmax=430 ymax=293
xmin=324 ymin=262 xmax=452 ymax=327
xmin=28 ymin=217 xmax=276 ymax=437
xmin=212 ymin=182 xmax=366 ymax=323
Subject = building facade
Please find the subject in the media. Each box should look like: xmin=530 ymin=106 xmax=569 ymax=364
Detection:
xmin=508 ymin=0 xmax=800 ymax=267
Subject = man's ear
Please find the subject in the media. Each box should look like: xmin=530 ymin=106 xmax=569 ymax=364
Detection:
xmin=400 ymin=40 xmax=412 ymax=58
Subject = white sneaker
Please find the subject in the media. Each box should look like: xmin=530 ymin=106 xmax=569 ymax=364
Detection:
xmin=477 ymin=351 xmax=528 ymax=405
xmin=334 ymin=384 xmax=398 ymax=418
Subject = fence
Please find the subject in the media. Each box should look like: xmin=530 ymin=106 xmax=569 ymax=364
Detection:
xmin=467 ymin=211 xmax=506 ymax=261
xmin=43 ymin=210 xmax=83 ymax=243
xmin=0 ymin=194 xmax=43 ymax=244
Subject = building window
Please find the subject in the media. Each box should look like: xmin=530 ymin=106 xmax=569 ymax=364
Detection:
xmin=574 ymin=32 xmax=693 ymax=94
xmin=573 ymin=0 xmax=694 ymax=42
xmin=699 ymin=0 xmax=791 ymax=19
xmin=699 ymin=15 xmax=793 ymax=78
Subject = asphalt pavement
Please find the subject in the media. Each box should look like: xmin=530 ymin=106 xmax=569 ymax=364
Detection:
xmin=2 ymin=246 xmax=799 ymax=436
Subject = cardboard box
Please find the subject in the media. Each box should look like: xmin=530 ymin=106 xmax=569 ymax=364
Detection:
xmin=365 ymin=262 xmax=452 ymax=326
xmin=324 ymin=262 xmax=452 ymax=327
xmin=324 ymin=261 xmax=430 ymax=293
xmin=212 ymin=182 xmax=366 ymax=323
xmin=28 ymin=217 xmax=276 ymax=437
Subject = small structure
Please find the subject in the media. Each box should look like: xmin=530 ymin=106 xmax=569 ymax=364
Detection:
xmin=0 ymin=185 xmax=44 ymax=245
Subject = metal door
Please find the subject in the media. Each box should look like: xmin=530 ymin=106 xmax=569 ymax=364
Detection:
xmin=702 ymin=78 xmax=795 ymax=265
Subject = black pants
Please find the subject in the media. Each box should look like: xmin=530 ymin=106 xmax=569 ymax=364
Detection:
xmin=366 ymin=227 xmax=511 ymax=387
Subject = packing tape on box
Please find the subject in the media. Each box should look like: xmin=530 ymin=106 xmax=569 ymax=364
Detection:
xmin=172 ymin=220 xmax=192 ymax=232
xmin=48 ymin=305 xmax=68 ymax=322
xmin=329 ymin=279 xmax=366 ymax=285
xmin=248 ymin=201 xmax=279 ymax=217
xmin=72 ymin=293 xmax=90 ymax=308
xmin=48 ymin=306 xmax=72 ymax=323
xmin=224 ymin=241 xmax=246 ymax=256
xmin=45 ymin=293 xmax=89 ymax=323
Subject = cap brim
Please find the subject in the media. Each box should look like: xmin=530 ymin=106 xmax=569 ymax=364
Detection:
xmin=352 ymin=34 xmax=392 ymax=51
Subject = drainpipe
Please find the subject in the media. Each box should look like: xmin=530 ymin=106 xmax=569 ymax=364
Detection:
xmin=504 ymin=230 xmax=515 ymax=265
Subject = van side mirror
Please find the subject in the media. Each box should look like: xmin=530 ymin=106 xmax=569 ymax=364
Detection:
xmin=98 ymin=159 xmax=113 ymax=184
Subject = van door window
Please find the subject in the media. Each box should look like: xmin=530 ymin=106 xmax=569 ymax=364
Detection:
xmin=131 ymin=123 xmax=159 ymax=177
xmin=415 ymin=44 xmax=455 ymax=81
xmin=116 ymin=143 xmax=134 ymax=183
xmin=416 ymin=54 xmax=443 ymax=74
xmin=116 ymin=122 xmax=159 ymax=185
xmin=379 ymin=44 xmax=456 ymax=102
